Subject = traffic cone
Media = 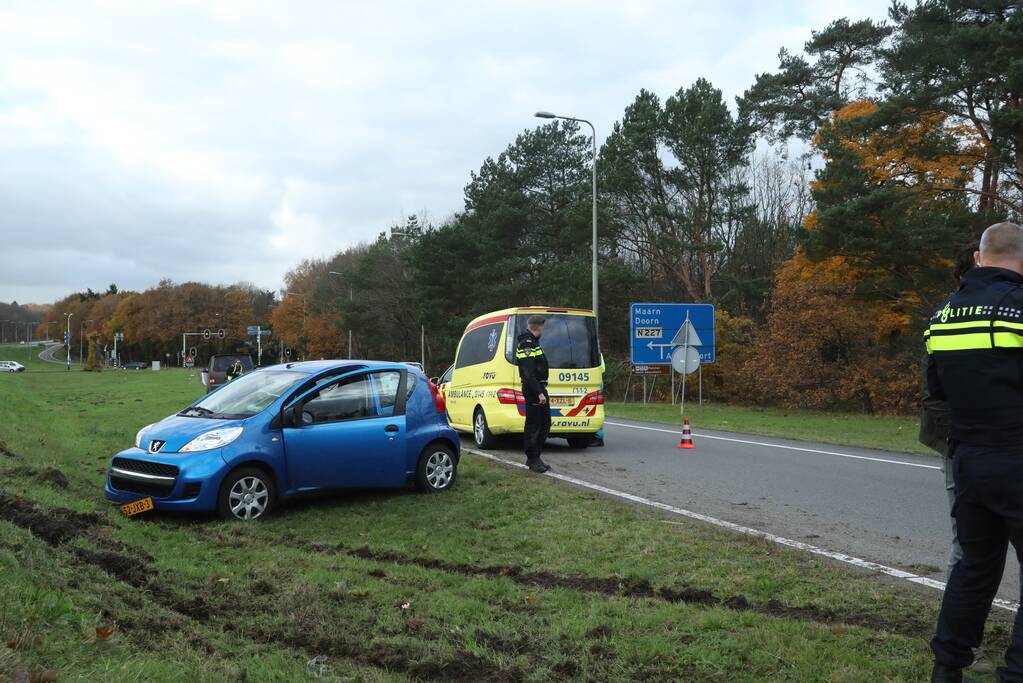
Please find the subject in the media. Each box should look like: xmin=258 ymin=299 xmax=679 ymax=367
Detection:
xmin=677 ymin=417 xmax=695 ymax=449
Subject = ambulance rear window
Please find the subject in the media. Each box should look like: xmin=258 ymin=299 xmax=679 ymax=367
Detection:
xmin=508 ymin=314 xmax=599 ymax=369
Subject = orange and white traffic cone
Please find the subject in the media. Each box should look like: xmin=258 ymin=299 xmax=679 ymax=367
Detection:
xmin=677 ymin=417 xmax=695 ymax=449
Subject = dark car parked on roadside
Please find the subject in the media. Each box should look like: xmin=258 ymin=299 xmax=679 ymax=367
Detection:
xmin=122 ymin=361 xmax=149 ymax=370
xmin=205 ymin=354 xmax=254 ymax=393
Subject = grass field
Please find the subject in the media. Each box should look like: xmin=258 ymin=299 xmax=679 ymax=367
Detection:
xmin=606 ymin=401 xmax=929 ymax=455
xmin=0 ymin=345 xmax=1005 ymax=681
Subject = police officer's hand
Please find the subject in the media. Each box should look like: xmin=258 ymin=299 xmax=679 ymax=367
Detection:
xmin=538 ymin=393 xmax=547 ymax=404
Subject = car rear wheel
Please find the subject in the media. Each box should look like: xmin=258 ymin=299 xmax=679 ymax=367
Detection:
xmin=415 ymin=444 xmax=457 ymax=493
xmin=473 ymin=408 xmax=497 ymax=449
xmin=566 ymin=436 xmax=590 ymax=449
xmin=218 ymin=467 xmax=275 ymax=521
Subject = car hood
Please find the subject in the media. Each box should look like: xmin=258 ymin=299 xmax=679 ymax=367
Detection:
xmin=140 ymin=414 xmax=244 ymax=453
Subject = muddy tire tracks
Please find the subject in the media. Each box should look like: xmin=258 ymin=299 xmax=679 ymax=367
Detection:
xmin=0 ymin=492 xmax=532 ymax=682
xmin=292 ymin=539 xmax=933 ymax=639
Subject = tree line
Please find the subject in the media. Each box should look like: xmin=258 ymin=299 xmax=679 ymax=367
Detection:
xmin=32 ymin=2 xmax=1022 ymax=413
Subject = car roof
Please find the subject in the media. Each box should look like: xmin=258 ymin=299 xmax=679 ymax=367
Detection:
xmin=271 ymin=359 xmax=420 ymax=376
xmin=463 ymin=306 xmax=595 ymax=332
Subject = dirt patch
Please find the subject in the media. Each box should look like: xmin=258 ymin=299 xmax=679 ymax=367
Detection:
xmin=36 ymin=467 xmax=69 ymax=489
xmin=0 ymin=492 xmax=104 ymax=545
xmin=71 ymin=547 xmax=153 ymax=587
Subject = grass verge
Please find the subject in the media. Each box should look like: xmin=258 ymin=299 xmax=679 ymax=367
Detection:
xmin=0 ymin=354 xmax=1003 ymax=681
xmin=606 ymin=401 xmax=930 ymax=455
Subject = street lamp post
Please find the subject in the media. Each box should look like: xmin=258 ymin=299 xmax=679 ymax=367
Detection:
xmin=535 ymin=110 xmax=599 ymax=327
xmin=328 ymin=272 xmax=354 ymax=359
xmin=63 ymin=313 xmax=73 ymax=371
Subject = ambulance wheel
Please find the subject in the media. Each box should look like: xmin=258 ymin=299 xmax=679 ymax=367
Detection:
xmin=473 ymin=408 xmax=498 ymax=449
xmin=567 ymin=436 xmax=590 ymax=449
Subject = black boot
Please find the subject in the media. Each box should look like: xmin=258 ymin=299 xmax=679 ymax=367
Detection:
xmin=527 ymin=458 xmax=550 ymax=473
xmin=931 ymin=663 xmax=981 ymax=683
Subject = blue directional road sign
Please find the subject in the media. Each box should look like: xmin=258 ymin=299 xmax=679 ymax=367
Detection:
xmin=247 ymin=326 xmax=272 ymax=336
xmin=630 ymin=303 xmax=715 ymax=365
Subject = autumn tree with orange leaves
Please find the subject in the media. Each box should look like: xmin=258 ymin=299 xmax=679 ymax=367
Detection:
xmin=747 ymin=100 xmax=984 ymax=412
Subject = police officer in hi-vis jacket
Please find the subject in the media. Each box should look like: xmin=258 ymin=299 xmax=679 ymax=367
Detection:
xmin=926 ymin=222 xmax=1023 ymax=683
xmin=516 ymin=315 xmax=551 ymax=473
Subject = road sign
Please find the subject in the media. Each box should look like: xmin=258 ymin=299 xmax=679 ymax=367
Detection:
xmin=631 ymin=364 xmax=670 ymax=376
xmin=217 ymin=329 xmax=225 ymax=339
xmin=203 ymin=329 xmax=211 ymax=340
xmin=247 ymin=325 xmax=259 ymax=335
xmin=189 ymin=346 xmax=197 ymax=357
xmin=630 ymin=303 xmax=715 ymax=365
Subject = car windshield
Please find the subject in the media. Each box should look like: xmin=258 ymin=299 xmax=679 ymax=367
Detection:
xmin=181 ymin=370 xmax=306 ymax=419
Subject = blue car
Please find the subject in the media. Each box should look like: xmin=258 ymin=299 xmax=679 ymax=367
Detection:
xmin=105 ymin=360 xmax=459 ymax=520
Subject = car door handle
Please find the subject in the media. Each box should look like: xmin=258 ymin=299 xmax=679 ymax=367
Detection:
xmin=385 ymin=424 xmax=400 ymax=433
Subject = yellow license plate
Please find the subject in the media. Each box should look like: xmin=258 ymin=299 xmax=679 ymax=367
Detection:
xmin=550 ymin=396 xmax=576 ymax=406
xmin=120 ymin=497 xmax=154 ymax=517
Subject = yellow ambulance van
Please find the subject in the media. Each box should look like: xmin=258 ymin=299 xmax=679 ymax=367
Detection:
xmin=446 ymin=307 xmax=604 ymax=449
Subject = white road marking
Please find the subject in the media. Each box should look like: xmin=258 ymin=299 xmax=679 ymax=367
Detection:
xmin=604 ymin=420 xmax=942 ymax=471
xmin=466 ymin=448 xmax=1018 ymax=613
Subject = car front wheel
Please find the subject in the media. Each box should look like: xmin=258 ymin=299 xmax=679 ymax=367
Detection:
xmin=473 ymin=409 xmax=497 ymax=449
xmin=415 ymin=444 xmax=457 ymax=493
xmin=218 ymin=467 xmax=276 ymax=521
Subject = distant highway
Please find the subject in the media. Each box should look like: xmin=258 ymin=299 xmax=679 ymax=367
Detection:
xmin=464 ymin=417 xmax=1020 ymax=605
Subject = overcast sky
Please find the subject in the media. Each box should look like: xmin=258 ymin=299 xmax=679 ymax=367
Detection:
xmin=0 ymin=0 xmax=891 ymax=305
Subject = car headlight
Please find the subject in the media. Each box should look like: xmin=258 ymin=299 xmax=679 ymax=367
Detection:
xmin=179 ymin=426 xmax=243 ymax=453
xmin=135 ymin=424 xmax=155 ymax=449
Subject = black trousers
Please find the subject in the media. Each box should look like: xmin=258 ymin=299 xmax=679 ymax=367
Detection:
xmin=931 ymin=443 xmax=1023 ymax=681
xmin=523 ymin=395 xmax=551 ymax=461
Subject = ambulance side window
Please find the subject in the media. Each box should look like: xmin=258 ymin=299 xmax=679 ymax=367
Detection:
xmin=455 ymin=323 xmax=503 ymax=369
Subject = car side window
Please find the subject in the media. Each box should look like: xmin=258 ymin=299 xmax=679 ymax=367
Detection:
xmin=372 ymin=371 xmax=402 ymax=417
xmin=441 ymin=365 xmax=453 ymax=383
xmin=300 ymin=370 xmax=402 ymax=425
xmin=455 ymin=323 xmax=503 ymax=369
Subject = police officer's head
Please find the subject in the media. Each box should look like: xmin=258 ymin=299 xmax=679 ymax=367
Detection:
xmin=527 ymin=315 xmax=545 ymax=339
xmin=977 ymin=222 xmax=1023 ymax=274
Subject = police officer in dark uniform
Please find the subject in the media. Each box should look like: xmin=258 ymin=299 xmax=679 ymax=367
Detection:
xmin=516 ymin=315 xmax=551 ymax=473
xmin=927 ymin=222 xmax=1023 ymax=683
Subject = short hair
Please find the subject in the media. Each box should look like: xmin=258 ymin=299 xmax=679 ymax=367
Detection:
xmin=953 ymin=242 xmax=977 ymax=282
xmin=526 ymin=315 xmax=545 ymax=328
xmin=979 ymin=222 xmax=1023 ymax=261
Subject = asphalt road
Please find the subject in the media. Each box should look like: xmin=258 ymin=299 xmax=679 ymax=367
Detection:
xmin=38 ymin=342 xmax=66 ymax=365
xmin=462 ymin=417 xmax=1021 ymax=603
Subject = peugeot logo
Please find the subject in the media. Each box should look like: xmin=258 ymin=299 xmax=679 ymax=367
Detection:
xmin=148 ymin=440 xmax=166 ymax=454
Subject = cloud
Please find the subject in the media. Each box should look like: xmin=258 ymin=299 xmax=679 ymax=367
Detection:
xmin=0 ymin=0 xmax=893 ymax=304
